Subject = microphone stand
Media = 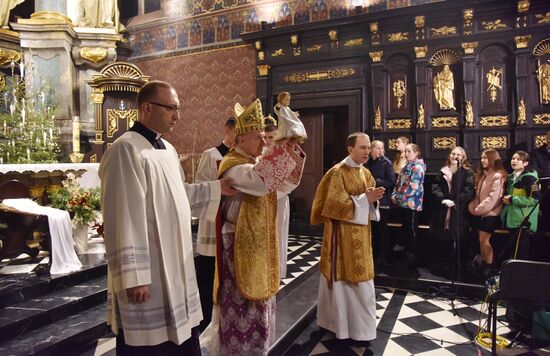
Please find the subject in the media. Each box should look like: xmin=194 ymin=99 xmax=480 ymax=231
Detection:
xmin=448 ymin=157 xmax=462 ymax=316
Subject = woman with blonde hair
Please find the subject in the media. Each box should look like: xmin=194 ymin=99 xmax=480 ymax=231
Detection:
xmin=468 ymin=149 xmax=507 ymax=278
xmin=392 ymin=136 xmax=410 ymax=174
xmin=432 ymin=147 xmax=474 ymax=275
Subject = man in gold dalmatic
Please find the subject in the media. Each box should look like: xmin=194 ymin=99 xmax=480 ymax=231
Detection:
xmin=211 ymin=99 xmax=305 ymax=355
xmin=311 ymin=132 xmax=384 ymax=341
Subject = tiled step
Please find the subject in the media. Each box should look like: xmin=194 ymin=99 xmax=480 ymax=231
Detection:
xmin=0 ymin=275 xmax=107 ymax=343
xmin=0 ymin=302 xmax=108 ymax=356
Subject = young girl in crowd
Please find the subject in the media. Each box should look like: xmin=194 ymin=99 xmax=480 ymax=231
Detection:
xmin=432 ymin=147 xmax=474 ymax=274
xmin=391 ymin=143 xmax=425 ymax=266
xmin=499 ymin=150 xmax=540 ymax=262
xmin=468 ymin=149 xmax=506 ymax=278
xmin=392 ymin=136 xmax=409 ymax=175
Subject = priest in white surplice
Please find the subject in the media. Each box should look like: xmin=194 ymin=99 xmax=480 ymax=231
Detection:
xmin=99 ymin=81 xmax=236 ymax=356
xmin=311 ymin=132 xmax=384 ymax=341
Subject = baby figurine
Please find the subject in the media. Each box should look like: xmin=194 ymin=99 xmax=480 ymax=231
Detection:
xmin=273 ymin=92 xmax=307 ymax=142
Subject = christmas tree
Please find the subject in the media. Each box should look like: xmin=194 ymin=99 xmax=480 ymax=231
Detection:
xmin=0 ymin=61 xmax=60 ymax=164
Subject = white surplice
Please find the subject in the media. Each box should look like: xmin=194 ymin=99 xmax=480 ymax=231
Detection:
xmin=277 ymin=192 xmax=290 ymax=279
xmin=194 ymin=147 xmax=222 ymax=257
xmin=316 ymin=156 xmax=377 ymax=341
xmin=99 ymin=131 xmax=220 ymax=347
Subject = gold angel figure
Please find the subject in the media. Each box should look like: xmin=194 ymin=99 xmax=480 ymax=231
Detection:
xmin=433 ymin=65 xmax=456 ymax=110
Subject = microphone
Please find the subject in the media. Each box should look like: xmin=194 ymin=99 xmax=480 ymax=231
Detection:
xmin=456 ymin=157 xmax=461 ymax=166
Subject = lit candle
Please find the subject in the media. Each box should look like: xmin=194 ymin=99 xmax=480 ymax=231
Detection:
xmin=43 ymin=131 xmax=47 ymax=146
xmin=72 ymin=116 xmax=80 ymax=153
xmin=26 ymin=148 xmax=30 ymax=160
xmin=6 ymin=152 xmax=9 ymax=162
xmin=19 ymin=60 xmax=24 ymax=81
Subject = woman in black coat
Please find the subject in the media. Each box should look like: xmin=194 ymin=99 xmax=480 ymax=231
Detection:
xmin=431 ymin=147 xmax=475 ymax=276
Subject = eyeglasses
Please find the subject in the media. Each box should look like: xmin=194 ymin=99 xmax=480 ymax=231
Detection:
xmin=148 ymin=101 xmax=180 ymax=113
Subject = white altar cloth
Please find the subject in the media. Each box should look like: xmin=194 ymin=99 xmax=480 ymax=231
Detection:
xmin=0 ymin=163 xmax=101 ymax=189
xmin=2 ymin=199 xmax=82 ymax=274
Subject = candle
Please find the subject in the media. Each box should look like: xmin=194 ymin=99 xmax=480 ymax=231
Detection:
xmin=6 ymin=152 xmax=9 ymax=162
xmin=72 ymin=116 xmax=80 ymax=153
xmin=3 ymin=121 xmax=6 ymax=133
xmin=26 ymin=148 xmax=30 ymax=160
xmin=43 ymin=131 xmax=47 ymax=146
xmin=49 ymin=127 xmax=53 ymax=140
xmin=19 ymin=61 xmax=24 ymax=80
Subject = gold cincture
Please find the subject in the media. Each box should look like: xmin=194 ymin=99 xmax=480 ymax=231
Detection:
xmin=386 ymin=119 xmax=412 ymax=129
xmin=430 ymin=26 xmax=457 ymax=37
xmin=517 ymin=98 xmax=526 ymax=125
xmin=533 ymin=113 xmax=550 ymax=125
xmin=392 ymin=80 xmax=406 ymax=108
xmin=433 ymin=136 xmax=457 ymax=150
xmin=481 ymin=136 xmax=507 ymax=150
xmin=388 ymin=32 xmax=409 ymax=42
xmin=283 ymin=68 xmax=356 ymax=83
xmin=482 ymin=19 xmax=509 ymax=30
xmin=479 ymin=116 xmax=509 ymax=127
xmin=414 ymin=46 xmax=427 ymax=58
xmin=514 ymin=35 xmax=531 ymax=49
xmin=80 ymin=47 xmax=107 ymax=64
xmin=369 ymin=51 xmax=383 ymax=62
xmin=431 ymin=116 xmax=458 ymax=128
xmin=486 ymin=67 xmax=503 ymax=103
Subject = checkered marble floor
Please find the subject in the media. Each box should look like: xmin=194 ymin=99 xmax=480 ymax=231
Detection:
xmin=280 ymin=235 xmax=322 ymax=287
xmin=298 ymin=288 xmax=550 ymax=356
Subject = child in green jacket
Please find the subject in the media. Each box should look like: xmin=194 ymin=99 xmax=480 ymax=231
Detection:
xmin=499 ymin=150 xmax=540 ymax=262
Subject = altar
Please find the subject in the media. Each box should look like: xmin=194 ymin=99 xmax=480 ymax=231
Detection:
xmin=0 ymin=163 xmax=100 ymax=201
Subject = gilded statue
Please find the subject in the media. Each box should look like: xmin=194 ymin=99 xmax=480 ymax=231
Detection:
xmin=392 ymin=80 xmax=406 ymax=108
xmin=486 ymin=67 xmax=503 ymax=102
xmin=465 ymin=100 xmax=474 ymax=127
xmin=417 ymin=104 xmax=425 ymax=128
xmin=0 ymin=0 xmax=24 ymax=28
xmin=537 ymin=59 xmax=550 ymax=104
xmin=433 ymin=64 xmax=456 ymax=110
xmin=373 ymin=106 xmax=381 ymax=130
xmin=517 ymin=98 xmax=526 ymax=125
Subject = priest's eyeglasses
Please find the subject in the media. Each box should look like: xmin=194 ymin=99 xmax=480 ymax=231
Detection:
xmin=148 ymin=101 xmax=181 ymax=114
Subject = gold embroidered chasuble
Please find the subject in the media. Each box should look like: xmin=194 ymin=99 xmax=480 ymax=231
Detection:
xmin=216 ymin=150 xmax=279 ymax=301
xmin=311 ymin=162 xmax=376 ymax=284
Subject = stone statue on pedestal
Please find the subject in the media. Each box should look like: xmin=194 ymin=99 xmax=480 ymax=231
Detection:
xmin=0 ymin=0 xmax=24 ymax=28
xmin=72 ymin=0 xmax=123 ymax=32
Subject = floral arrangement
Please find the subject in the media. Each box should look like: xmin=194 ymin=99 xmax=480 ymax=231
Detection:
xmin=48 ymin=173 xmax=101 ymax=226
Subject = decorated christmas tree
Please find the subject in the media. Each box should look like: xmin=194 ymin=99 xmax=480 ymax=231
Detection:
xmin=0 ymin=61 xmax=60 ymax=164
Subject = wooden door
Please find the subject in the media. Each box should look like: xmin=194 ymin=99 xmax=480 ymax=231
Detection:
xmin=290 ymin=109 xmax=324 ymax=222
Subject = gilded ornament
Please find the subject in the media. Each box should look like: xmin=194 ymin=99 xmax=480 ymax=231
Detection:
xmin=106 ymin=108 xmax=138 ymax=138
xmin=415 ymin=16 xmax=425 ymax=29
xmin=514 ymin=35 xmax=531 ymax=49
xmin=533 ymin=113 xmax=550 ymax=125
xmin=481 ymin=136 xmax=507 ymax=150
xmin=532 ymin=39 xmax=550 ymax=56
xmin=430 ymin=26 xmax=457 ymax=37
xmin=293 ymin=47 xmax=301 ymax=56
xmin=272 ymin=49 xmax=284 ymax=57
xmin=433 ymin=136 xmax=457 ymax=150
xmin=461 ymin=42 xmax=479 ymax=55
xmin=417 ymin=104 xmax=425 ymax=128
xmin=80 ymin=47 xmax=108 ymax=64
xmin=463 ymin=9 xmax=474 ymax=26
xmin=429 ymin=49 xmax=461 ymax=66
xmin=89 ymin=154 xmax=97 ymax=163
xmin=392 ymin=80 xmax=406 ymax=108
xmin=465 ymin=100 xmax=474 ymax=127
xmin=290 ymin=35 xmax=298 ymax=46
xmin=535 ymin=12 xmax=550 ymax=24
xmin=0 ymin=48 xmax=20 ymax=67
xmin=258 ymin=51 xmax=265 ymax=61
xmin=91 ymin=92 xmax=104 ymax=104
xmin=518 ymin=0 xmax=530 ymax=14
xmin=386 ymin=119 xmax=412 ymax=129
xmin=433 ymin=65 xmax=456 ymax=111
xmin=535 ymin=135 xmax=546 ymax=147
xmin=257 ymin=64 xmax=270 ymax=76
xmin=254 ymin=41 xmax=262 ymax=50
xmin=388 ymin=138 xmax=398 ymax=150
xmin=414 ymin=46 xmax=427 ymax=59
xmin=283 ymin=68 xmax=356 ymax=83
xmin=344 ymin=38 xmax=364 ymax=47
xmin=328 ymin=30 xmax=338 ymax=42
xmin=369 ymin=51 xmax=383 ymax=62
xmin=373 ymin=106 xmax=382 ymax=130
xmin=0 ymin=73 xmax=5 ymax=92
xmin=431 ymin=116 xmax=458 ymax=128
xmin=479 ymin=116 xmax=509 ymax=127
xmin=517 ymin=98 xmax=526 ymax=125
xmin=536 ymin=59 xmax=550 ymax=104
xmin=486 ymin=67 xmax=503 ymax=103
xmin=18 ymin=11 xmax=73 ymax=25
xmin=369 ymin=22 xmax=379 ymax=34
xmin=388 ymin=32 xmax=409 ymax=42
xmin=306 ymin=44 xmax=322 ymax=52
xmin=481 ymin=19 xmax=509 ymax=30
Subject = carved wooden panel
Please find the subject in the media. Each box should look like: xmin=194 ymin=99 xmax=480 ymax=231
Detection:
xmin=385 ymin=54 xmax=413 ymax=118
xmin=478 ymin=44 xmax=513 ymax=117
